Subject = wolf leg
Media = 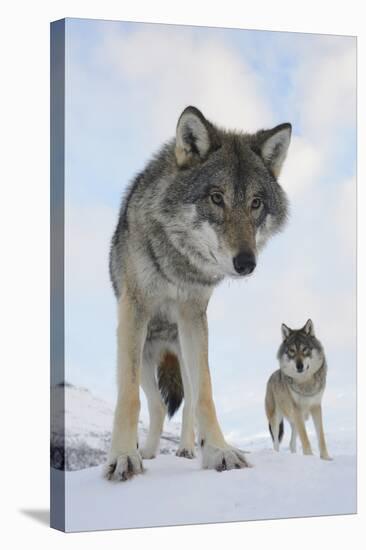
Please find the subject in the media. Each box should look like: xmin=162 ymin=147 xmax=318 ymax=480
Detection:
xmin=290 ymin=422 xmax=297 ymax=453
xmin=178 ymin=305 xmax=249 ymax=471
xmin=105 ymin=289 xmax=147 ymax=481
xmin=311 ymin=404 xmax=332 ymax=460
xmin=176 ymin=356 xmax=196 ymax=458
xmin=293 ymin=408 xmax=313 ymax=456
xmin=140 ymin=361 xmax=166 ymax=459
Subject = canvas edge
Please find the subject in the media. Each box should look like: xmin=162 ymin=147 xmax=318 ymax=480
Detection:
xmin=50 ymin=18 xmax=66 ymax=533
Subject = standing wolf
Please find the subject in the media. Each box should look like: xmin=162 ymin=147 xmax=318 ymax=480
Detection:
xmin=265 ymin=319 xmax=331 ymax=460
xmin=106 ymin=106 xmax=292 ymax=481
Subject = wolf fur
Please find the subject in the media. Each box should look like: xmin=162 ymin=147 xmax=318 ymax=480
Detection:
xmin=265 ymin=319 xmax=332 ymax=460
xmin=105 ymin=106 xmax=292 ymax=481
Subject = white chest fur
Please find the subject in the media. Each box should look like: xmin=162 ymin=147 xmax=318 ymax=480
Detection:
xmin=289 ymin=388 xmax=324 ymax=411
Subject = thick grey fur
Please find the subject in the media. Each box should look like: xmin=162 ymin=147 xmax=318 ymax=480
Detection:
xmin=110 ymin=106 xmax=291 ymax=388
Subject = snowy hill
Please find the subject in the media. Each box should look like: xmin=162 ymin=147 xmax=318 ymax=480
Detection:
xmin=51 ymin=383 xmax=181 ymax=471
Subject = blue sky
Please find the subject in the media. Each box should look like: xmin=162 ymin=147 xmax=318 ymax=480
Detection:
xmin=62 ymin=18 xmax=356 ymax=440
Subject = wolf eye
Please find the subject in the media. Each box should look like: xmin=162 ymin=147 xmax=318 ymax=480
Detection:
xmin=210 ymin=192 xmax=224 ymax=206
xmin=251 ymin=198 xmax=262 ymax=210
xmin=288 ymin=348 xmax=296 ymax=357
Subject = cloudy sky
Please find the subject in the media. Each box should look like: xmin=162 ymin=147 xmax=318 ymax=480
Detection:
xmin=63 ymin=19 xmax=356 ymax=441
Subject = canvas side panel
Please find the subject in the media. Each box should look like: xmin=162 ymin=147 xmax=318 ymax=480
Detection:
xmin=50 ymin=18 xmax=66 ymax=533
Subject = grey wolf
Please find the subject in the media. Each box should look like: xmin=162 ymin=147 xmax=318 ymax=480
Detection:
xmin=105 ymin=106 xmax=292 ymax=481
xmin=265 ymin=319 xmax=332 ymax=460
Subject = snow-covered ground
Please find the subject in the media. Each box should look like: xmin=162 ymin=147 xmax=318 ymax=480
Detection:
xmin=51 ymin=383 xmax=356 ymax=532
xmin=61 ymin=432 xmax=355 ymax=532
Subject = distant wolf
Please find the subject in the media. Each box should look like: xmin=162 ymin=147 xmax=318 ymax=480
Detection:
xmin=265 ymin=319 xmax=332 ymax=460
xmin=106 ymin=106 xmax=292 ymax=481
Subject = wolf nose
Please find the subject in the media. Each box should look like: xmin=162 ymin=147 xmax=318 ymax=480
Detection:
xmin=296 ymin=361 xmax=304 ymax=373
xmin=233 ymin=251 xmax=256 ymax=275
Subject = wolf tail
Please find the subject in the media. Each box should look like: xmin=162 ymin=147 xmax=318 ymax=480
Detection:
xmin=157 ymin=352 xmax=184 ymax=418
xmin=265 ymin=383 xmax=284 ymax=443
xmin=268 ymin=420 xmax=284 ymax=443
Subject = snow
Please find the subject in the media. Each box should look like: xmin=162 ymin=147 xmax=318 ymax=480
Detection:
xmin=51 ymin=384 xmax=180 ymax=470
xmin=62 ymin=432 xmax=356 ymax=532
xmin=50 ymin=383 xmax=356 ymax=531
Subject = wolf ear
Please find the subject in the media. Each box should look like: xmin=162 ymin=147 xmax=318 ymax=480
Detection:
xmin=303 ymin=319 xmax=315 ymax=336
xmin=175 ymin=106 xmax=220 ymax=168
xmin=258 ymin=123 xmax=292 ymax=178
xmin=281 ymin=323 xmax=291 ymax=341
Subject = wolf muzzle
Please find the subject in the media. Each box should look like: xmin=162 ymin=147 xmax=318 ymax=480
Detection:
xmin=296 ymin=360 xmax=304 ymax=373
xmin=233 ymin=250 xmax=256 ymax=275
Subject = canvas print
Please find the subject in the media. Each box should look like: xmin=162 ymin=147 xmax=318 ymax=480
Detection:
xmin=50 ymin=18 xmax=357 ymax=532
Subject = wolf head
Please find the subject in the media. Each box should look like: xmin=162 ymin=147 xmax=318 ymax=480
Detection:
xmin=277 ymin=319 xmax=325 ymax=380
xmin=160 ymin=106 xmax=291 ymax=282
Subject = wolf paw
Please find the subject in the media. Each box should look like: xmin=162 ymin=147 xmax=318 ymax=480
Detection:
xmin=104 ymin=451 xmax=144 ymax=481
xmin=303 ymin=449 xmax=313 ymax=456
xmin=202 ymin=444 xmax=251 ymax=471
xmin=176 ymin=446 xmax=195 ymax=459
xmin=320 ymin=454 xmax=333 ymax=461
xmin=140 ymin=446 xmax=157 ymax=460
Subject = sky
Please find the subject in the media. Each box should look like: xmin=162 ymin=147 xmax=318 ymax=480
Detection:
xmin=62 ymin=18 xmax=356 ymax=441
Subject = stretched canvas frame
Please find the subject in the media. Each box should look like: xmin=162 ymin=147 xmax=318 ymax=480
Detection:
xmin=50 ymin=17 xmax=357 ymax=532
